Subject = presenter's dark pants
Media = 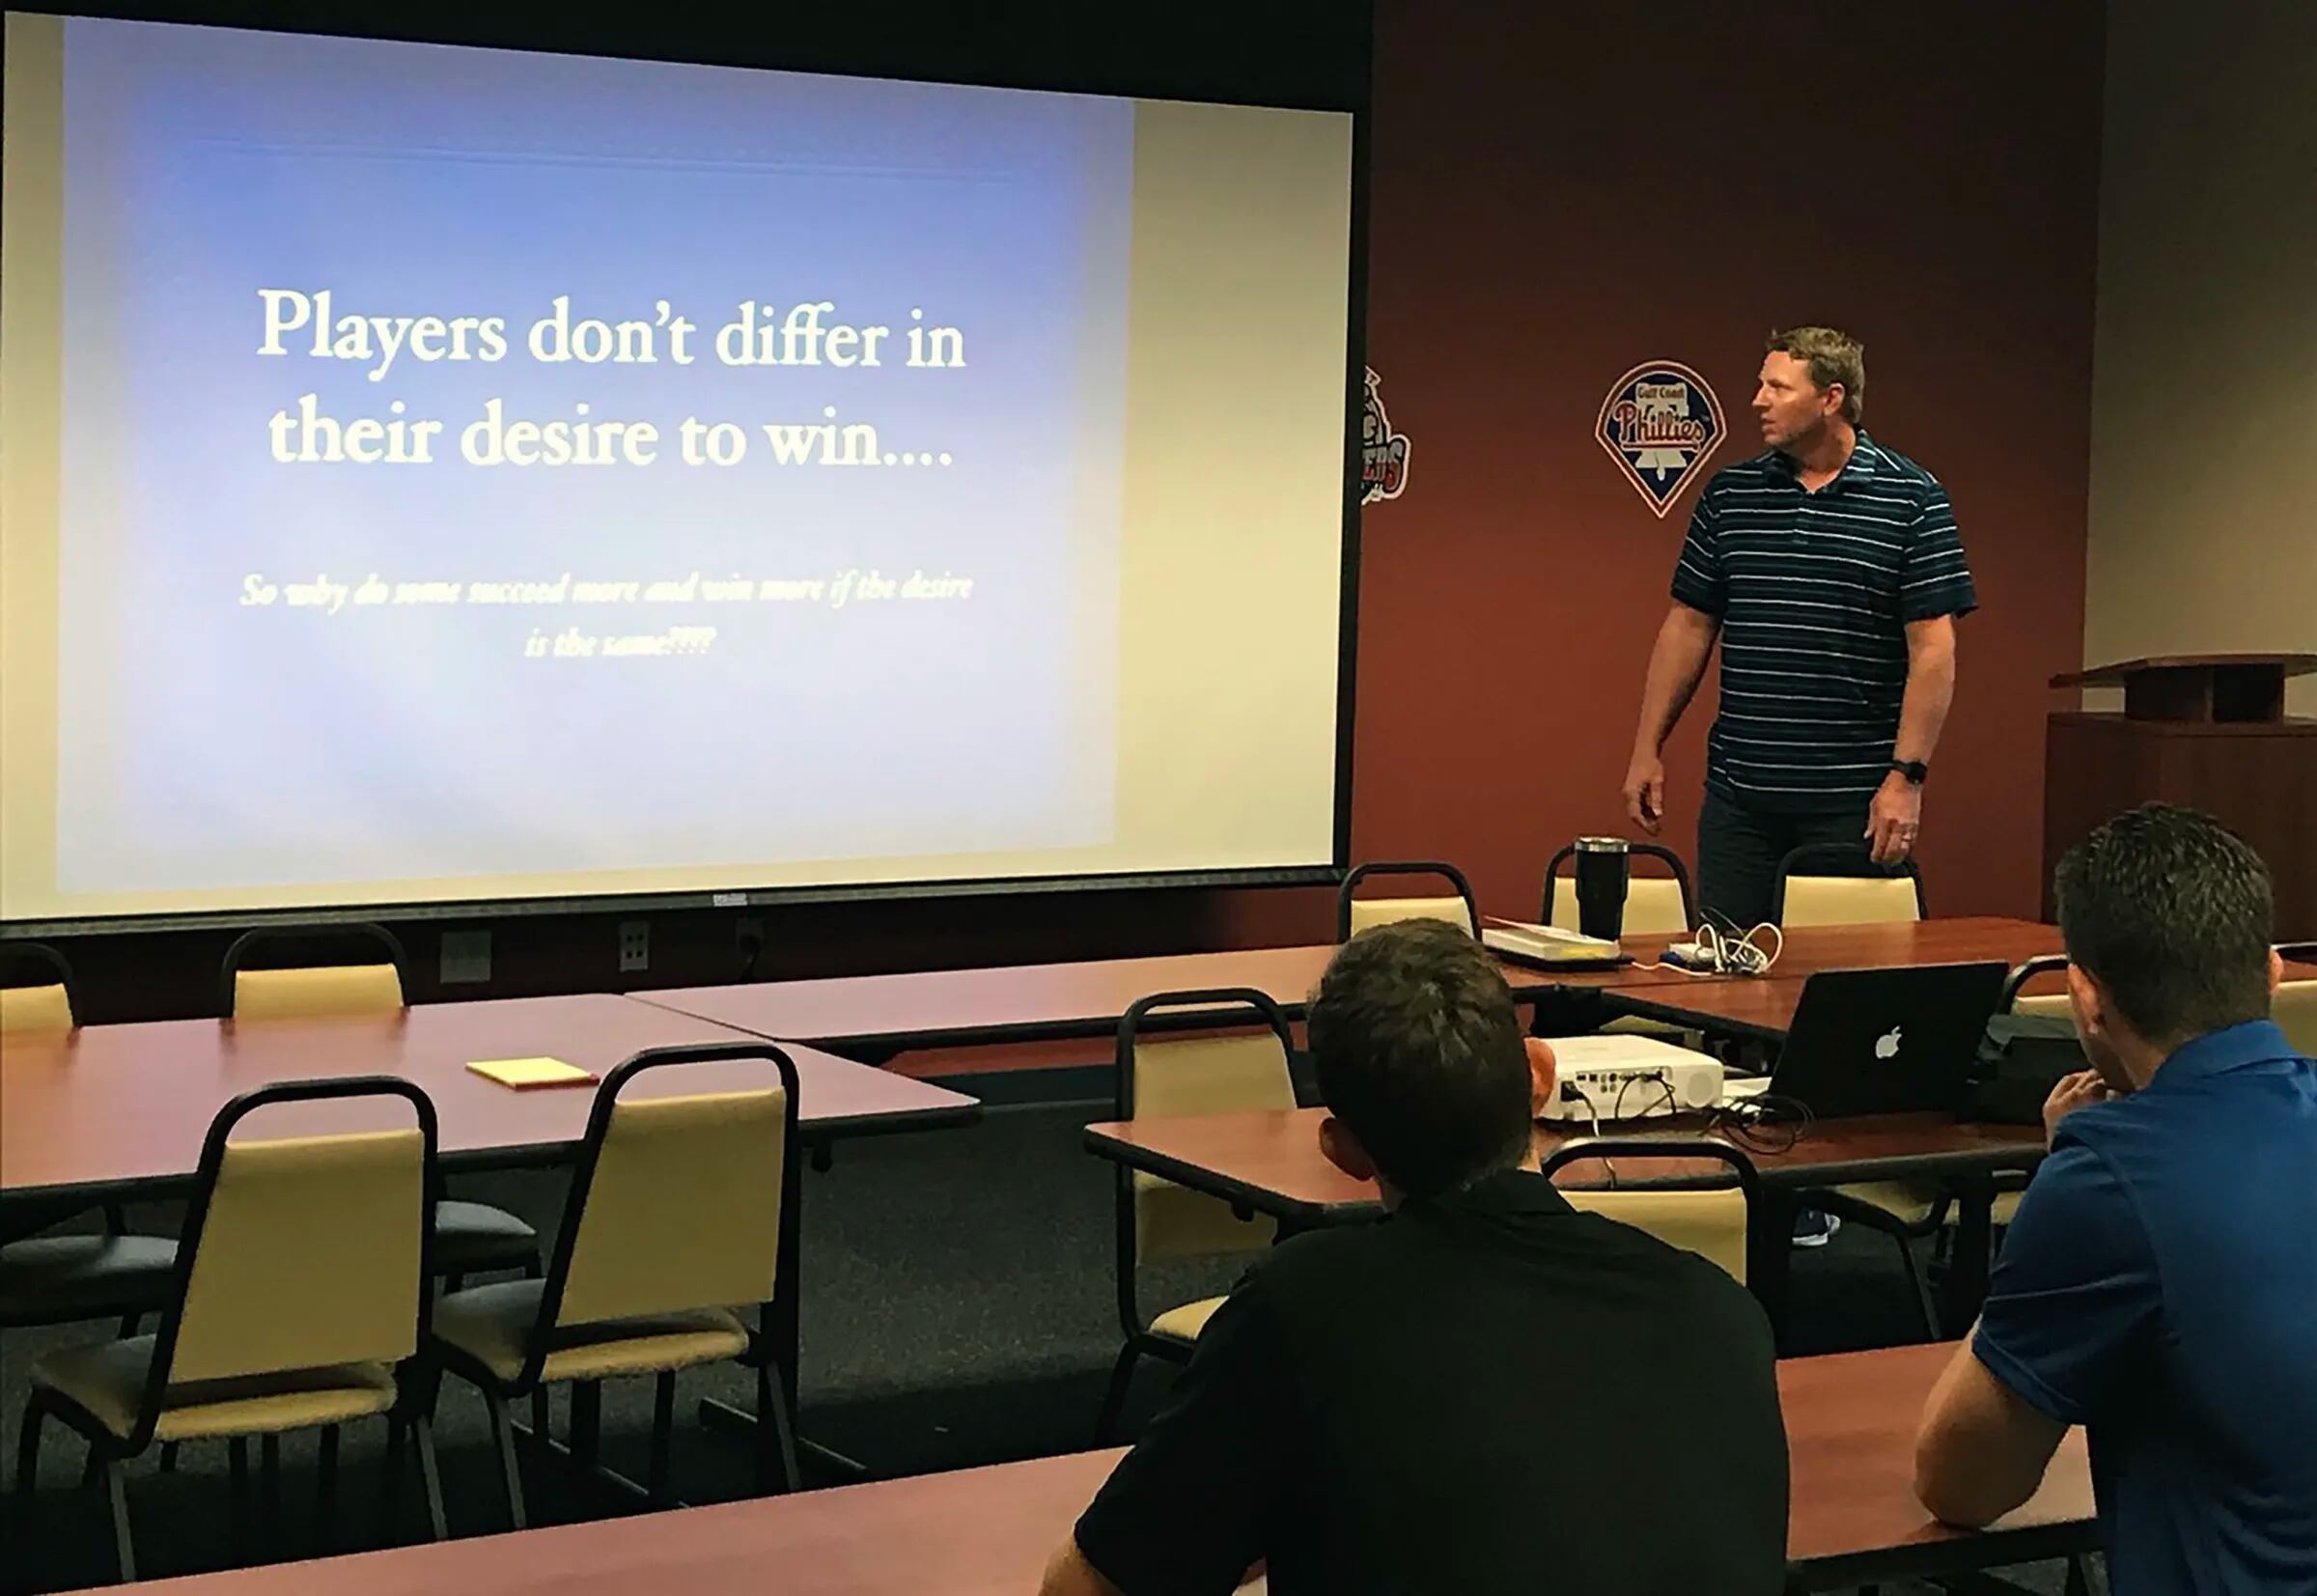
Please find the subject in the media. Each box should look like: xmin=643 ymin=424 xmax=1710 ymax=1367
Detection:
xmin=1696 ymin=785 xmax=1871 ymax=932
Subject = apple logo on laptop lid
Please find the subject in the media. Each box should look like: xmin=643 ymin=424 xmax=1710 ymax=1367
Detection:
xmin=1874 ymin=1025 xmax=1903 ymax=1061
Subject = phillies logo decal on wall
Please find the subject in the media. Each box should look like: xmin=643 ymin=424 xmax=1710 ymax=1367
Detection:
xmin=1596 ymin=361 xmax=1726 ymax=517
xmin=1360 ymin=367 xmax=1410 ymax=505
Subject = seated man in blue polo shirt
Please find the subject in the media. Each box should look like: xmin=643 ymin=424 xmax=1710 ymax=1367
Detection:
xmin=1043 ymin=918 xmax=1788 ymax=1596
xmin=1914 ymin=803 xmax=2317 ymax=1592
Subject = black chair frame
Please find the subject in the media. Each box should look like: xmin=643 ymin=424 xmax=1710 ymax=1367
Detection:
xmin=14 ymin=1077 xmax=448 ymax=1580
xmin=2001 ymin=954 xmax=2070 ymax=1011
xmin=219 ymin=923 xmax=542 ymax=1284
xmin=1537 ymin=1136 xmax=1772 ymax=1319
xmin=216 ymin=922 xmax=413 ymax=1018
xmin=429 ymin=1043 xmax=805 ymax=1528
xmin=1804 ymin=953 xmax=2060 ymax=1341
xmin=1335 ymin=859 xmax=1479 ymax=941
xmin=1 ymin=941 xmax=171 ymax=1334
xmin=1771 ymin=843 xmax=1927 ymax=923
xmin=1097 ymin=989 xmax=1297 ymax=1444
xmin=0 ymin=940 xmax=77 ymax=1007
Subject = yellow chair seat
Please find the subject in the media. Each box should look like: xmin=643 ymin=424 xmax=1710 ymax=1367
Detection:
xmin=32 ymin=1335 xmax=398 ymax=1442
xmin=1148 ymin=1297 xmax=1227 ymax=1343
xmin=0 ymin=1233 xmax=179 ymax=1324
xmin=432 ymin=1279 xmax=749 ymax=1385
xmin=1835 ymin=1180 xmax=2024 ymax=1229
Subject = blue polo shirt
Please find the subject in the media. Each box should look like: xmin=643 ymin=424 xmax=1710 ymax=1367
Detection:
xmin=1669 ymin=433 xmax=1977 ymax=812
xmin=1974 ymin=1020 xmax=2317 ymax=1594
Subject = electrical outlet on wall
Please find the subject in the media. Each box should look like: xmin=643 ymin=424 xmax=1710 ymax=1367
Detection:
xmin=619 ymin=920 xmax=650 ymax=973
xmin=440 ymin=929 xmax=491 ymax=985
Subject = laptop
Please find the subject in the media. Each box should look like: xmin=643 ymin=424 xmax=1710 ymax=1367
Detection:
xmin=1764 ymin=962 xmax=2008 ymax=1117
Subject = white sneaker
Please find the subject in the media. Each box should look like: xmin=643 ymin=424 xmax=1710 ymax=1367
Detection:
xmin=1791 ymin=1210 xmax=1842 ymax=1248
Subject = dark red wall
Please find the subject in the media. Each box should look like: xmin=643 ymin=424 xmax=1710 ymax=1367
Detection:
xmin=46 ymin=2 xmax=2104 ymax=1020
xmin=1334 ymin=0 xmax=2102 ymax=930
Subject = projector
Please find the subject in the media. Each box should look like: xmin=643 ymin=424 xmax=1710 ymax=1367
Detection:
xmin=1538 ymin=1035 xmax=1725 ymax=1122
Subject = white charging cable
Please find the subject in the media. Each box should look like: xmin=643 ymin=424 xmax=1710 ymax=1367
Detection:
xmin=1642 ymin=919 xmax=1784 ymax=977
xmin=1695 ymin=919 xmax=1782 ymax=976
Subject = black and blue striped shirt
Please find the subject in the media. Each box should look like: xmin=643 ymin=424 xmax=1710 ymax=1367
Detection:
xmin=1670 ymin=432 xmax=1976 ymax=812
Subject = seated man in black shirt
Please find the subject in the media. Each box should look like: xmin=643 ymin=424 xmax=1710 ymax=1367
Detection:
xmin=1043 ymin=918 xmax=1789 ymax=1596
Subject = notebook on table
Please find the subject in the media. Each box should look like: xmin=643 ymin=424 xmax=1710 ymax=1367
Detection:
xmin=465 ymin=1056 xmax=597 ymax=1090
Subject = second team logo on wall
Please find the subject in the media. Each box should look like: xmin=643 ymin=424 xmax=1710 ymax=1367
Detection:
xmin=1595 ymin=361 xmax=1725 ymax=518
xmin=1360 ymin=367 xmax=1411 ymax=505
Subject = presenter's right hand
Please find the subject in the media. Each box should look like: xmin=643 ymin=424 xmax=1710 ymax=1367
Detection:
xmin=1621 ymin=754 xmax=1666 ymax=836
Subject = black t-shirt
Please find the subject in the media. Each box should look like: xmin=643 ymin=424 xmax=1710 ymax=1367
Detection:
xmin=1075 ymin=1169 xmax=1788 ymax=1596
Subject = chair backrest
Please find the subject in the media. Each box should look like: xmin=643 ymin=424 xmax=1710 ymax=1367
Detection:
xmin=1564 ymin=1190 xmax=1751 ymax=1282
xmin=2006 ymin=952 xmax=2316 ymax=1053
xmin=1127 ymin=1038 xmax=1293 ymax=1266
xmin=2275 ymin=947 xmax=2317 ymax=1052
xmin=1539 ymin=1138 xmax=1763 ymax=1290
xmin=0 ymin=941 xmax=76 ymax=1033
xmin=1114 ymin=992 xmax=1294 ymax=1326
xmin=1773 ymin=845 xmax=1925 ymax=928
xmin=1547 ymin=876 xmax=1693 ymax=937
xmin=2273 ymin=979 xmax=2317 ymax=1057
xmin=532 ymin=1046 xmax=800 ymax=1356
xmin=1336 ymin=860 xmax=1477 ymax=941
xmin=1542 ymin=843 xmax=1696 ymax=936
xmin=1128 ymin=1031 xmax=1300 ymax=1122
xmin=223 ymin=924 xmax=409 ymax=1021
xmin=2002 ymin=954 xmax=2073 ymax=1021
xmin=138 ymin=1078 xmax=437 ymax=1446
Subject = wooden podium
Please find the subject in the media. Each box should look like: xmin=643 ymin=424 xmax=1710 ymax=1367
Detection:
xmin=2044 ymin=654 xmax=2317 ymax=936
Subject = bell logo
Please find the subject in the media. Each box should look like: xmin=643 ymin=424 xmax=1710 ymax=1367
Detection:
xmin=1874 ymin=1025 xmax=1904 ymax=1061
xmin=1595 ymin=360 xmax=1726 ymax=517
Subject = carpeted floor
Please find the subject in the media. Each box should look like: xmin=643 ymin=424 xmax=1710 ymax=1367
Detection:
xmin=0 ymin=1090 xmax=2098 ymax=1593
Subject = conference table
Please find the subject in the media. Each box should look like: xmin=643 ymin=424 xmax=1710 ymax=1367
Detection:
xmin=83 ymin=1342 xmax=2096 ymax=1596
xmin=630 ymin=915 xmax=2079 ymax=1336
xmin=0 ymin=993 xmax=978 ymax=1209
xmin=1032 ymin=916 xmax=2067 ymax=1337
xmin=2 ymin=920 xmax=2073 ymax=1207
xmin=635 ymin=916 xmax=2072 ymax=1056
xmin=0 ymin=993 xmax=980 ymax=1465
xmin=1577 ymin=915 xmax=2071 ymax=1035
xmin=1085 ymin=1107 xmax=2050 ymax=1232
xmin=1084 ymin=1105 xmax=2042 ymax=1344
xmin=1599 ymin=927 xmax=2317 ymax=1039
xmin=635 ymin=941 xmax=1584 ymax=1055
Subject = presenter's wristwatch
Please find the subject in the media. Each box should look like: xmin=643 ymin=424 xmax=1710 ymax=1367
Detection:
xmin=1889 ymin=758 xmax=1929 ymax=786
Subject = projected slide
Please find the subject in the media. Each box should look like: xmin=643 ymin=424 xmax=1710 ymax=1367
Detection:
xmin=2 ymin=15 xmax=1354 ymax=921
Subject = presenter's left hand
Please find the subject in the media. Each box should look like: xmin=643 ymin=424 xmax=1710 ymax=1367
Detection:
xmin=1864 ymin=772 xmax=1923 ymax=865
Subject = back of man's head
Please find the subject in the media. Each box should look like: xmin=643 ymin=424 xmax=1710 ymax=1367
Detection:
xmin=2054 ymin=803 xmax=2275 ymax=1046
xmin=1306 ymin=919 xmax=1531 ymax=1200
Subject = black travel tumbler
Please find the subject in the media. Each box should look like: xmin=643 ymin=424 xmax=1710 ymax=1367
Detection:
xmin=1573 ymin=836 xmax=1631 ymax=941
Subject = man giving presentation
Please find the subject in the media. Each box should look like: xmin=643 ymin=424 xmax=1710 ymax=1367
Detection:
xmin=1621 ymin=326 xmax=1976 ymax=930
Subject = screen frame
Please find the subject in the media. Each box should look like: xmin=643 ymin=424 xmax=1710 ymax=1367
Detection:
xmin=0 ymin=3 xmax=1369 ymax=938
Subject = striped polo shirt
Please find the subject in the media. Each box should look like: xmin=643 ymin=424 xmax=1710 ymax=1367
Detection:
xmin=1669 ymin=432 xmax=1976 ymax=811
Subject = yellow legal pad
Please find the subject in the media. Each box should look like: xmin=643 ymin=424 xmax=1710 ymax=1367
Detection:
xmin=465 ymin=1055 xmax=597 ymax=1091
